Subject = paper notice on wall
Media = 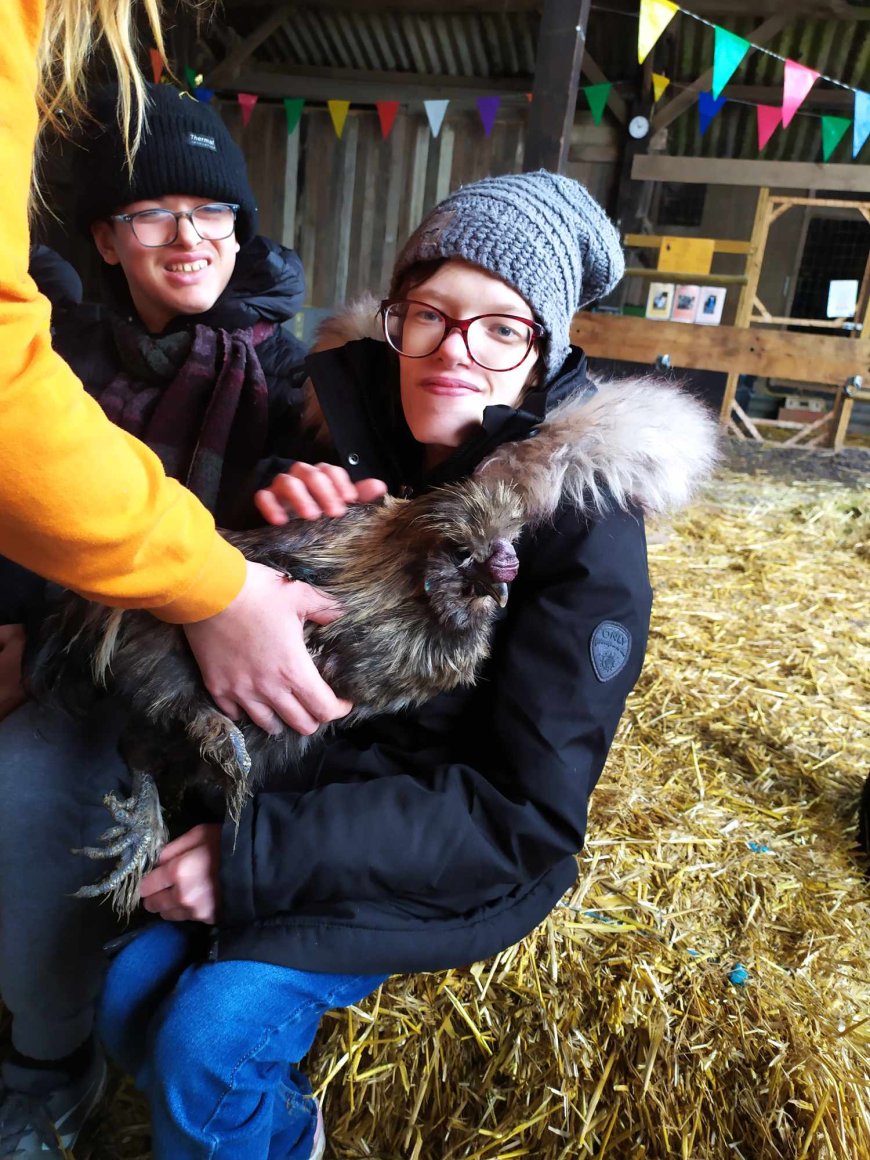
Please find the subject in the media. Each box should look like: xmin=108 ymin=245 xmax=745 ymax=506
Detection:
xmin=826 ymin=279 xmax=859 ymax=318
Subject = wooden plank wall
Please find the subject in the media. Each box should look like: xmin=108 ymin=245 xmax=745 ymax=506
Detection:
xmin=221 ymin=102 xmax=615 ymax=309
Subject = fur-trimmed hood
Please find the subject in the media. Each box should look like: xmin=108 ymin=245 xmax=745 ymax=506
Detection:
xmin=303 ymin=295 xmax=720 ymax=520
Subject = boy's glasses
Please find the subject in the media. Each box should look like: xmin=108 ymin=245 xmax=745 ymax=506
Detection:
xmin=380 ymin=299 xmax=543 ymax=372
xmin=108 ymin=203 xmax=240 ymax=247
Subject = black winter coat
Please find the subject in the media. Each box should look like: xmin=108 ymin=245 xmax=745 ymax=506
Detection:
xmin=213 ymin=321 xmax=671 ymax=976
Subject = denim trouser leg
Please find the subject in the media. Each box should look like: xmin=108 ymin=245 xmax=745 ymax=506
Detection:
xmin=98 ymin=922 xmax=387 ymax=1160
xmin=0 ymin=699 xmax=128 ymax=1062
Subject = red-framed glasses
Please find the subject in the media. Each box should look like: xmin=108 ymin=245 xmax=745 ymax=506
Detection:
xmin=380 ymin=298 xmax=543 ymax=372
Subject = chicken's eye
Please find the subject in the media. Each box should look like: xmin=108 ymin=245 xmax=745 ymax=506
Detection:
xmin=448 ymin=547 xmax=471 ymax=568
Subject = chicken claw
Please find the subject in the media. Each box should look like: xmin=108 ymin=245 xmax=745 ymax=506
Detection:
xmin=72 ymin=769 xmax=168 ymax=917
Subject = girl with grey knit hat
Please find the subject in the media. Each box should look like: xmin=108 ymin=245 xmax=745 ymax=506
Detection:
xmin=94 ymin=171 xmax=719 ymax=1160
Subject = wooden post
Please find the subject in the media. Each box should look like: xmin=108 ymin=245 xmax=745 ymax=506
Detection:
xmin=523 ymin=0 xmax=591 ymax=173
xmin=719 ymin=186 xmax=772 ymax=429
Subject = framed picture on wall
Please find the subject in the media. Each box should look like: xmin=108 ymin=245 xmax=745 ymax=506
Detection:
xmin=671 ymin=284 xmax=700 ymax=323
xmin=645 ymin=282 xmax=675 ymax=320
xmin=695 ymin=287 xmax=727 ymax=326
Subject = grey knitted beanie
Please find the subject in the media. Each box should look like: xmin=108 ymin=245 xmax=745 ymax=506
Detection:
xmin=390 ymin=170 xmax=624 ymax=380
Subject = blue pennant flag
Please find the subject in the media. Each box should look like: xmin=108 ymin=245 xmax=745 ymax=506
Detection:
xmin=698 ymin=90 xmax=727 ymax=136
xmin=854 ymin=91 xmax=870 ymax=157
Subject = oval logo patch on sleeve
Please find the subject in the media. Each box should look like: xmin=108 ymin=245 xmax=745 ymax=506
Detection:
xmin=590 ymin=621 xmax=632 ymax=682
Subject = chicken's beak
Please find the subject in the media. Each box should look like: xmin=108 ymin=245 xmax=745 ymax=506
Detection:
xmin=469 ymin=571 xmax=510 ymax=607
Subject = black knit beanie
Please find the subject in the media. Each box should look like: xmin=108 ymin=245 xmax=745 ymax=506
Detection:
xmin=74 ymin=83 xmax=258 ymax=243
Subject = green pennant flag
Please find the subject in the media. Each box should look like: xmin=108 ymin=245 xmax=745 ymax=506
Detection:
xmin=184 ymin=66 xmax=198 ymax=91
xmin=283 ymin=98 xmax=304 ymax=135
xmin=583 ymin=82 xmax=611 ymax=126
xmin=821 ymin=115 xmax=851 ymax=161
xmin=712 ymin=27 xmax=751 ymax=99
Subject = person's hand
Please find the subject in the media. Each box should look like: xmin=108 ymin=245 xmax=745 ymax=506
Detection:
xmin=255 ymin=462 xmax=387 ymax=525
xmin=183 ymin=561 xmax=352 ymax=735
xmin=0 ymin=624 xmax=27 ymax=722
xmin=140 ymin=824 xmax=222 ymax=924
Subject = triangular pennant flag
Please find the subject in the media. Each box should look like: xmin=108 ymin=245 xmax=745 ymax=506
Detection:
xmin=638 ymin=0 xmax=679 ymax=64
xmin=327 ymin=99 xmax=351 ymax=139
xmin=698 ymin=90 xmax=727 ymax=136
xmin=376 ymin=100 xmax=400 ymax=139
xmin=284 ymin=98 xmax=304 ymax=135
xmin=423 ymin=99 xmax=449 ymax=138
xmin=583 ymin=83 xmax=611 ymax=126
xmin=184 ymin=66 xmax=198 ymax=91
xmin=712 ymin=26 xmax=751 ymax=99
xmin=853 ymin=91 xmax=870 ymax=157
xmin=525 ymin=92 xmax=533 ymax=103
xmin=150 ymin=49 xmax=164 ymax=85
xmin=477 ymin=96 xmax=500 ymax=136
xmin=782 ymin=60 xmax=819 ymax=128
xmin=238 ymin=92 xmax=258 ymax=128
xmin=194 ymin=87 xmax=214 ymax=104
xmin=757 ymin=104 xmax=782 ymax=150
xmin=821 ymin=114 xmax=851 ymax=161
xmin=652 ymin=73 xmax=670 ymax=103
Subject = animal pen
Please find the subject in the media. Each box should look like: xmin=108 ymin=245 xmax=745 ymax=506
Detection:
xmin=10 ymin=1 xmax=870 ymax=1158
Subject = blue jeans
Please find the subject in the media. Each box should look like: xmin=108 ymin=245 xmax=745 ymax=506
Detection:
xmin=97 ymin=922 xmax=386 ymax=1160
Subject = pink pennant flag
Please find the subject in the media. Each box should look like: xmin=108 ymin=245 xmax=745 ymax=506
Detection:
xmin=238 ymin=93 xmax=258 ymax=128
xmin=757 ymin=104 xmax=782 ymax=151
xmin=376 ymin=101 xmax=400 ymax=140
xmin=782 ymin=60 xmax=819 ymax=128
xmin=150 ymin=49 xmax=164 ymax=85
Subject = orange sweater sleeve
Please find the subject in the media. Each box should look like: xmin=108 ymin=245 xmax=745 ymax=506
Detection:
xmin=0 ymin=0 xmax=246 ymax=623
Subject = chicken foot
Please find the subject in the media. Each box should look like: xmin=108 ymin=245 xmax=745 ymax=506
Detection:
xmin=72 ymin=769 xmax=168 ymax=918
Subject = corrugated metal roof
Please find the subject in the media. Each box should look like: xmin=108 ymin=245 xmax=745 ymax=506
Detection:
xmin=213 ymin=6 xmax=870 ymax=162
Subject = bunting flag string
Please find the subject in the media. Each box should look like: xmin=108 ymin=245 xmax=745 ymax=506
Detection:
xmin=637 ymin=0 xmax=869 ymax=159
xmin=698 ymin=90 xmax=726 ymax=136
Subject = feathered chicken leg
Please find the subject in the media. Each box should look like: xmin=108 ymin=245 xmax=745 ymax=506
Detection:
xmin=72 ymin=769 xmax=168 ymax=916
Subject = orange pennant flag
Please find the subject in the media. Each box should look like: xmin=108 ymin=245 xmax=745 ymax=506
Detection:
xmin=150 ymin=49 xmax=164 ymax=85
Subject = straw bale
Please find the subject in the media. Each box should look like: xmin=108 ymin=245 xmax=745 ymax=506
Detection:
xmin=5 ymin=463 xmax=870 ymax=1160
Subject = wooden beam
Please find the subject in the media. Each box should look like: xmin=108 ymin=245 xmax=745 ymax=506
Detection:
xmin=569 ymin=313 xmax=870 ymax=384
xmin=524 ymin=0 xmax=590 ymax=172
xmin=631 ymin=155 xmax=870 ymax=194
xmin=624 ymin=234 xmax=753 ymax=255
xmin=651 ymin=13 xmax=793 ymax=133
xmin=225 ymin=65 xmax=532 ymax=103
xmin=206 ymin=4 xmax=295 ymax=88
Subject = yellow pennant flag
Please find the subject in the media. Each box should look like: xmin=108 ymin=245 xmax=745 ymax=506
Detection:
xmin=638 ymin=0 xmax=679 ymax=64
xmin=328 ymin=100 xmax=351 ymax=139
xmin=652 ymin=73 xmax=670 ymax=103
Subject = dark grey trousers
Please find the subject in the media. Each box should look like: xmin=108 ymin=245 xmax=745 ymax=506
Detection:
xmin=0 ymin=699 xmax=128 ymax=1060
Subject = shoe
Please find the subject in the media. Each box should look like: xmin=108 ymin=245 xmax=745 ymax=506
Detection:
xmin=310 ymin=1100 xmax=325 ymax=1160
xmin=0 ymin=1050 xmax=107 ymax=1158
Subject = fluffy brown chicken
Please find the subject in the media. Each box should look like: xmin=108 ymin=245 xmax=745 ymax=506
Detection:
xmin=32 ymin=479 xmax=525 ymax=913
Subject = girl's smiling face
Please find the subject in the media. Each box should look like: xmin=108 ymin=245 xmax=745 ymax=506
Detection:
xmin=90 ymin=195 xmax=240 ymax=333
xmin=395 ymin=260 xmax=542 ymax=466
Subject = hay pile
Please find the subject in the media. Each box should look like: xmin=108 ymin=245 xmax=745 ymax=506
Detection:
xmin=9 ymin=463 xmax=870 ymax=1160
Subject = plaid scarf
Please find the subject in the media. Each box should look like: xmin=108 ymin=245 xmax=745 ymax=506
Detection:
xmin=100 ymin=316 xmax=273 ymax=527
